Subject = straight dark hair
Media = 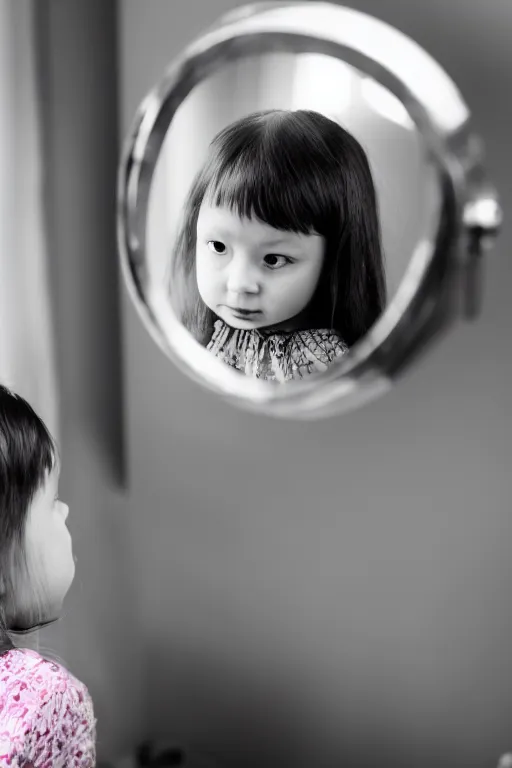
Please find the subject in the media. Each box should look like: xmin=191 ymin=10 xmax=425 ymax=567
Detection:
xmin=170 ymin=109 xmax=386 ymax=346
xmin=0 ymin=384 xmax=59 ymax=655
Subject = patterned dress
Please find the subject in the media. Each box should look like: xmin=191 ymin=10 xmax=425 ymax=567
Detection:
xmin=207 ymin=319 xmax=348 ymax=382
xmin=0 ymin=648 xmax=96 ymax=767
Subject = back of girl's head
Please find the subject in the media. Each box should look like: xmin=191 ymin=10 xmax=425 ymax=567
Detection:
xmin=0 ymin=384 xmax=57 ymax=654
xmin=171 ymin=108 xmax=386 ymax=346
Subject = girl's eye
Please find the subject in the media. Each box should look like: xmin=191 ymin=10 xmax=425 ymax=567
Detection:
xmin=207 ymin=240 xmax=227 ymax=255
xmin=264 ymin=254 xmax=292 ymax=270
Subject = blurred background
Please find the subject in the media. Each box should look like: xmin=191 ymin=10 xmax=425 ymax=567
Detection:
xmin=1 ymin=0 xmax=511 ymax=766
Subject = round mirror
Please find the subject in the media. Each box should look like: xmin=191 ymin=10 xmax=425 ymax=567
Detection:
xmin=118 ymin=1 xmax=502 ymax=419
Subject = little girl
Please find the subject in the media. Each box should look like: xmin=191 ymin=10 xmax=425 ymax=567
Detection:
xmin=0 ymin=385 xmax=96 ymax=766
xmin=170 ymin=108 xmax=386 ymax=382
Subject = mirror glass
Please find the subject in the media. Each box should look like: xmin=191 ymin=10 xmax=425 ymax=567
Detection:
xmin=146 ymin=52 xmax=441 ymax=384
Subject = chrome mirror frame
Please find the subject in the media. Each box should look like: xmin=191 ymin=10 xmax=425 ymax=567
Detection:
xmin=117 ymin=1 xmax=502 ymax=419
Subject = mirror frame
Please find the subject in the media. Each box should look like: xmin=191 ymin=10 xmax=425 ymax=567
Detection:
xmin=117 ymin=1 xmax=501 ymax=419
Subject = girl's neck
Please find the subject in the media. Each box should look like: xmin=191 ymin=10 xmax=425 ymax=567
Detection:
xmin=9 ymin=629 xmax=40 ymax=652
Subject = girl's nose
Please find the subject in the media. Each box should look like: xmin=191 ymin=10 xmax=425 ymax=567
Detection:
xmin=226 ymin=256 xmax=259 ymax=295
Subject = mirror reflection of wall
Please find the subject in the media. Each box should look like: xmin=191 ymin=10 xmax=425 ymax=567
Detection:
xmin=147 ymin=52 xmax=441 ymax=314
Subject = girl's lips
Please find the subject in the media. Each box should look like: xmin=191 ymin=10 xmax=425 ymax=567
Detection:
xmin=227 ymin=307 xmax=261 ymax=316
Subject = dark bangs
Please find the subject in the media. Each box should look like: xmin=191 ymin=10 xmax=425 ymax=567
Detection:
xmin=204 ymin=110 xmax=341 ymax=236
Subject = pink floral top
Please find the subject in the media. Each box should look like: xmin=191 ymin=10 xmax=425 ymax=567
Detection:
xmin=0 ymin=648 xmax=96 ymax=767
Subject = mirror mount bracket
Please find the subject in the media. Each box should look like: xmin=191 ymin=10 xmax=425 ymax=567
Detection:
xmin=462 ymin=193 xmax=503 ymax=319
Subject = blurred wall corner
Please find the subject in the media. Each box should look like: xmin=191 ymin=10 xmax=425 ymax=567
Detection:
xmin=0 ymin=0 xmax=60 ymax=439
xmin=33 ymin=0 xmax=127 ymax=488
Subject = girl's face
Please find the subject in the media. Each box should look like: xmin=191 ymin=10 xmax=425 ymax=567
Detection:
xmin=21 ymin=464 xmax=75 ymax=620
xmin=196 ymin=202 xmax=325 ymax=331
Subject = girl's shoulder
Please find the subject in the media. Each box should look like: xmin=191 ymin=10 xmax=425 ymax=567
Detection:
xmin=0 ymin=646 xmax=88 ymax=696
xmin=280 ymin=328 xmax=347 ymax=379
xmin=291 ymin=328 xmax=348 ymax=360
xmin=0 ymin=648 xmax=96 ymax=766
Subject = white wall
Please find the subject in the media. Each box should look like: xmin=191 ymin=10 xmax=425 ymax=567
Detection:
xmin=118 ymin=2 xmax=512 ymax=767
xmin=34 ymin=0 xmax=512 ymax=766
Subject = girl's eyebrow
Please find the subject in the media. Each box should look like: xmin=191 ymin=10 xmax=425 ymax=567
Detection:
xmin=261 ymin=237 xmax=297 ymax=247
xmin=202 ymin=228 xmax=230 ymax=239
xmin=200 ymin=225 xmax=311 ymax=249
xmin=260 ymin=232 xmax=323 ymax=247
